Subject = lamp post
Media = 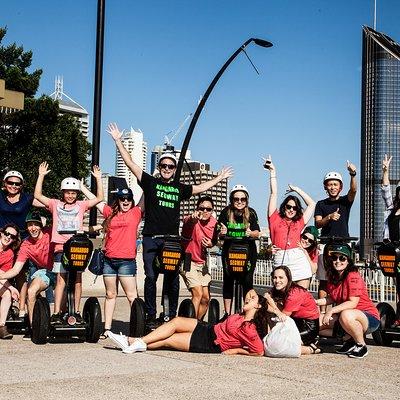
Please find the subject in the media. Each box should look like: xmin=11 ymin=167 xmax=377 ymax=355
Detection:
xmin=174 ymin=38 xmax=273 ymax=182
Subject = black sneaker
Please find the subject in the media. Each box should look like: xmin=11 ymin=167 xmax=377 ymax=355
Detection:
xmin=348 ymin=343 xmax=368 ymax=359
xmin=22 ymin=332 xmax=31 ymax=341
xmin=50 ymin=313 xmax=63 ymax=325
xmin=336 ymin=338 xmax=356 ymax=354
xmin=74 ymin=312 xmax=83 ymax=324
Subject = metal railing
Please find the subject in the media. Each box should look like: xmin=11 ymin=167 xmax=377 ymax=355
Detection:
xmin=208 ymin=254 xmax=396 ymax=303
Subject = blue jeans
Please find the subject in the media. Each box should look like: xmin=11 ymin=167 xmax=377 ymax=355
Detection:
xmin=142 ymin=236 xmax=179 ymax=318
xmin=363 ymin=311 xmax=380 ymax=334
xmin=103 ymin=258 xmax=137 ymax=276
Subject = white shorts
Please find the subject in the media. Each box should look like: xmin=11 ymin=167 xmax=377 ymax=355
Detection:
xmin=273 ymin=247 xmax=312 ymax=281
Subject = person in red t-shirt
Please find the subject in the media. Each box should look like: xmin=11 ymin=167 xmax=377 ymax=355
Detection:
xmin=181 ymin=195 xmax=217 ymax=320
xmin=265 ymin=265 xmax=321 ymax=355
xmin=265 ymin=157 xmax=315 ymax=288
xmin=0 ymin=213 xmax=55 ymax=333
xmin=82 ymin=185 xmax=143 ymax=339
xmin=0 ymin=223 xmax=21 ymax=339
xmin=107 ymin=289 xmax=268 ymax=356
xmin=316 ymin=244 xmax=380 ymax=359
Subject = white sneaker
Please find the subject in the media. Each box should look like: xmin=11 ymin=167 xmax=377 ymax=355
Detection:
xmin=108 ymin=331 xmax=129 ymax=351
xmin=122 ymin=338 xmax=147 ymax=354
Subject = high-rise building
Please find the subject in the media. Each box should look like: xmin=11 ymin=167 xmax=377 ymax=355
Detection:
xmin=50 ymin=76 xmax=89 ymax=137
xmin=115 ymin=127 xmax=147 ymax=202
xmin=360 ymin=26 xmax=400 ymax=258
xmin=180 ymin=161 xmax=228 ymax=219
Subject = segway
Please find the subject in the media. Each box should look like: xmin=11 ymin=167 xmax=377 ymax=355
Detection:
xmin=5 ymin=300 xmax=29 ymax=334
xmin=372 ymin=240 xmax=400 ymax=346
xmin=129 ymin=235 xmax=193 ymax=337
xmin=32 ymin=232 xmax=102 ymax=344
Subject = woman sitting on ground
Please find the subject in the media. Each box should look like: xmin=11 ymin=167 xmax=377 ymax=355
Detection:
xmin=107 ymin=289 xmax=268 ymax=355
xmin=316 ymin=244 xmax=380 ymax=359
xmin=264 ymin=265 xmax=321 ymax=355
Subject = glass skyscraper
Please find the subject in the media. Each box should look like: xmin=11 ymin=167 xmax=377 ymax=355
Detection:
xmin=360 ymin=26 xmax=400 ymax=258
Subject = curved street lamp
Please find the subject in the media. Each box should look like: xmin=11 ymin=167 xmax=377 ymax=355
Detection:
xmin=174 ymin=37 xmax=273 ymax=182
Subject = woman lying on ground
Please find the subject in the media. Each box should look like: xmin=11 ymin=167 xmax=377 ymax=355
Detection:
xmin=316 ymin=244 xmax=380 ymax=359
xmin=264 ymin=266 xmax=321 ymax=355
xmin=107 ymin=289 xmax=268 ymax=355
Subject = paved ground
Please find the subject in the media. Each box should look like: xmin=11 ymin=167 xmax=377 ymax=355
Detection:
xmin=1 ymin=258 xmax=400 ymax=400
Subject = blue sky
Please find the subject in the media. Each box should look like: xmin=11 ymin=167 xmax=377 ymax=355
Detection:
xmin=3 ymin=0 xmax=400 ymax=234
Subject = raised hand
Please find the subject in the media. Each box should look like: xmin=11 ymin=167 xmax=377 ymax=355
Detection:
xmin=218 ymin=166 xmax=234 ymax=180
xmin=107 ymin=122 xmax=123 ymax=141
xmin=38 ymin=162 xmax=50 ymax=176
xmin=382 ymin=154 xmax=392 ymax=172
xmin=330 ymin=208 xmax=341 ymax=221
xmin=346 ymin=160 xmax=356 ymax=174
xmin=91 ymin=165 xmax=102 ymax=179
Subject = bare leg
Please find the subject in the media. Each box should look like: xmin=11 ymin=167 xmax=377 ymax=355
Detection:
xmin=296 ymin=279 xmax=310 ymax=290
xmin=0 ymin=289 xmax=12 ymax=325
xmin=53 ymin=273 xmax=67 ymax=314
xmin=223 ymin=298 xmax=232 ymax=315
xmin=130 ymin=316 xmax=197 ymax=346
xmin=147 ymin=332 xmax=192 ymax=351
xmin=103 ymin=276 xmax=118 ymax=330
xmin=74 ymin=273 xmax=82 ymax=312
xmin=119 ymin=276 xmax=138 ymax=306
xmin=15 ymin=271 xmax=27 ymax=314
xmin=190 ymin=286 xmax=202 ymax=317
xmin=339 ymin=309 xmax=368 ymax=345
xmin=198 ymin=287 xmax=210 ymax=320
xmin=27 ymin=278 xmax=48 ymax=325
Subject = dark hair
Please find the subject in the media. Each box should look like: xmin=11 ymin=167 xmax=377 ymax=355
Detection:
xmin=196 ymin=195 xmax=214 ymax=209
xmin=103 ymin=198 xmax=135 ymax=233
xmin=227 ymin=191 xmax=251 ymax=226
xmin=252 ymin=294 xmax=269 ymax=339
xmin=325 ymin=254 xmax=358 ymax=285
xmin=270 ymin=265 xmax=308 ymax=304
xmin=278 ymin=195 xmax=303 ymax=222
xmin=0 ymin=223 xmax=22 ymax=252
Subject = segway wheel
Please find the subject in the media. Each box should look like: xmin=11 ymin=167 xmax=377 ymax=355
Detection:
xmin=31 ymin=297 xmax=50 ymax=345
xmin=83 ymin=297 xmax=102 ymax=343
xmin=208 ymin=298 xmax=220 ymax=324
xmin=372 ymin=302 xmax=395 ymax=346
xmin=178 ymin=299 xmax=196 ymax=318
xmin=130 ymin=298 xmax=146 ymax=337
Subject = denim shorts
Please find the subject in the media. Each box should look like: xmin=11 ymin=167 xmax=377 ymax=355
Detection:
xmin=30 ymin=269 xmax=56 ymax=288
xmin=103 ymin=257 xmax=137 ymax=277
xmin=363 ymin=311 xmax=380 ymax=334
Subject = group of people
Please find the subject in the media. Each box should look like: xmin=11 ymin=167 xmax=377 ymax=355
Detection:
xmin=0 ymin=123 xmax=389 ymax=360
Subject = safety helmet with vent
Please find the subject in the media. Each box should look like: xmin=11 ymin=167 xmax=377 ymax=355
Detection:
xmin=323 ymin=171 xmax=343 ymax=185
xmin=229 ymin=184 xmax=249 ymax=203
xmin=3 ymin=170 xmax=24 ymax=183
xmin=60 ymin=177 xmax=80 ymax=191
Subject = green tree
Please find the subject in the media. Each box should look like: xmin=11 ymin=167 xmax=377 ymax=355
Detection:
xmin=0 ymin=27 xmax=91 ymax=198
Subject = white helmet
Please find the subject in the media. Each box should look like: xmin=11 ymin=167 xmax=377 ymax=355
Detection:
xmin=230 ymin=184 xmax=249 ymax=198
xmin=323 ymin=171 xmax=343 ymax=185
xmin=4 ymin=170 xmax=24 ymax=183
xmin=60 ymin=177 xmax=80 ymax=191
xmin=159 ymin=152 xmax=177 ymax=165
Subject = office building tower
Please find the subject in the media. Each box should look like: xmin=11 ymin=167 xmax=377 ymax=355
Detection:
xmin=50 ymin=76 xmax=89 ymax=137
xmin=360 ymin=26 xmax=400 ymax=258
xmin=115 ymin=127 xmax=147 ymax=202
xmin=180 ymin=161 xmax=228 ymax=218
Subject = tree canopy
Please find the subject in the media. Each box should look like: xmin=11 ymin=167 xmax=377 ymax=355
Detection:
xmin=0 ymin=27 xmax=91 ymax=198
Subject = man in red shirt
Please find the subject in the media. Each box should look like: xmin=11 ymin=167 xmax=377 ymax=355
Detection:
xmin=0 ymin=212 xmax=55 ymax=328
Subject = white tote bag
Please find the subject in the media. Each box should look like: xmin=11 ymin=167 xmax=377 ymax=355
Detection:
xmin=263 ymin=317 xmax=301 ymax=358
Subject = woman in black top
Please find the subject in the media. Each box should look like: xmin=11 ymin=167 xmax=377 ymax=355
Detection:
xmin=213 ymin=184 xmax=260 ymax=318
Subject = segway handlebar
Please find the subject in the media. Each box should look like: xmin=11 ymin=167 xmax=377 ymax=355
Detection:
xmin=319 ymin=236 xmax=358 ymax=244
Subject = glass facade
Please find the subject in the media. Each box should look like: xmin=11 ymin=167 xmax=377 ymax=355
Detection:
xmin=360 ymin=26 xmax=400 ymax=258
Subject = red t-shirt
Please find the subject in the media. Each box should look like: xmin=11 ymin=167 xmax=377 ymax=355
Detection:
xmin=327 ymin=271 xmax=379 ymax=320
xmin=181 ymin=215 xmax=217 ymax=264
xmin=213 ymin=314 xmax=264 ymax=354
xmin=0 ymin=248 xmax=15 ymax=272
xmin=268 ymin=210 xmax=305 ymax=250
xmin=16 ymin=228 xmax=54 ymax=270
xmin=102 ymin=205 xmax=142 ymax=259
xmin=283 ymin=286 xmax=319 ymax=319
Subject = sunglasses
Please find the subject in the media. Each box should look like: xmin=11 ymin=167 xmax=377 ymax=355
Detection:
xmin=301 ymin=234 xmax=315 ymax=244
xmin=3 ymin=231 xmax=17 ymax=240
xmin=198 ymin=207 xmax=213 ymax=212
xmin=330 ymin=254 xmax=348 ymax=262
xmin=233 ymin=197 xmax=247 ymax=203
xmin=159 ymin=163 xmax=176 ymax=170
xmin=6 ymin=180 xmax=22 ymax=187
xmin=119 ymin=197 xmax=133 ymax=202
xmin=285 ymin=204 xmax=298 ymax=211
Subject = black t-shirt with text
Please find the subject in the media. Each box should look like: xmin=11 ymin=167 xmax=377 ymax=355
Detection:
xmin=139 ymin=172 xmax=192 ymax=236
xmin=314 ymin=195 xmax=353 ymax=237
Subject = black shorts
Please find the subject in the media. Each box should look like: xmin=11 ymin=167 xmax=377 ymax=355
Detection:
xmin=189 ymin=321 xmax=221 ymax=353
xmin=292 ymin=318 xmax=319 ymax=346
